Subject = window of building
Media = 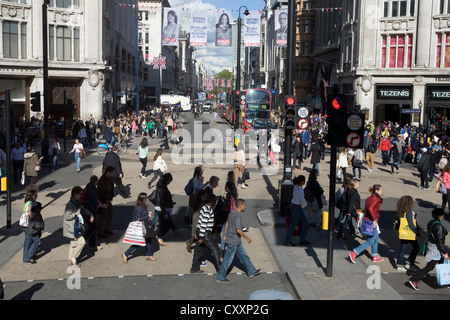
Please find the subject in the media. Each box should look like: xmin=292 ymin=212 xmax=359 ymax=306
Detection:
xmin=56 ymin=26 xmax=71 ymax=61
xmin=3 ymin=21 xmax=18 ymax=58
xmin=73 ymin=27 xmax=79 ymax=62
xmin=436 ymin=33 xmax=450 ymax=67
xmin=440 ymin=0 xmax=450 ymax=14
xmin=381 ymin=34 xmax=412 ymax=68
xmin=49 ymin=0 xmax=79 ymax=8
xmin=21 ymin=23 xmax=26 ymax=59
xmin=383 ymin=0 xmax=415 ymax=17
xmin=301 ymin=42 xmax=309 ymax=56
xmin=3 ymin=0 xmax=27 ymax=3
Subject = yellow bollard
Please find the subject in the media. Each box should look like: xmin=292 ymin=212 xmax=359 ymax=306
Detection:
xmin=322 ymin=211 xmax=329 ymax=230
xmin=1 ymin=177 xmax=6 ymax=191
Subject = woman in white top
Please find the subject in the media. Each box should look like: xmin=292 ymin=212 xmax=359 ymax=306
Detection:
xmin=69 ymin=138 xmax=84 ymax=173
xmin=148 ymin=149 xmax=166 ymax=188
xmin=336 ymin=147 xmax=349 ymax=182
xmin=284 ymin=175 xmax=313 ymax=246
xmin=138 ymin=138 xmax=149 ymax=178
xmin=268 ymin=133 xmax=281 ymax=166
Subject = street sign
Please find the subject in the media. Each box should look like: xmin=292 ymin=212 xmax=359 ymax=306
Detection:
xmin=297 ymin=107 xmax=309 ymax=118
xmin=297 ymin=118 xmax=309 ymax=130
xmin=346 ymin=132 xmax=362 ymax=148
xmin=347 ymin=114 xmax=363 ymax=131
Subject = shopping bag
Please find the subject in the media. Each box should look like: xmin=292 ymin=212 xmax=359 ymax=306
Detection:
xmin=74 ymin=215 xmax=85 ymax=238
xmin=20 ymin=172 xmax=25 ymax=185
xmin=123 ymin=220 xmax=146 ymax=246
xmin=436 ymin=260 xmax=450 ymax=286
xmin=398 ymin=215 xmax=417 ymax=240
xmin=360 ymin=219 xmax=375 ymax=237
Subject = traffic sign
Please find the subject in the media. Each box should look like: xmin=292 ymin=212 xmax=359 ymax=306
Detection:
xmin=297 ymin=107 xmax=309 ymax=118
xmin=346 ymin=132 xmax=362 ymax=148
xmin=298 ymin=118 xmax=309 ymax=130
xmin=347 ymin=114 xmax=363 ymax=131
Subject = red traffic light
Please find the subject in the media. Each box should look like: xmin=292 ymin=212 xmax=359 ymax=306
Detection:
xmin=286 ymin=97 xmax=295 ymax=106
xmin=332 ymin=98 xmax=341 ymax=110
xmin=236 ymin=90 xmax=240 ymax=95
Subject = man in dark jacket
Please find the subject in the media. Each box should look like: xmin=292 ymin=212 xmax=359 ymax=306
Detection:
xmin=417 ymin=148 xmax=432 ymax=190
xmin=97 ymin=166 xmax=115 ymax=237
xmin=291 ymin=135 xmax=303 ymax=169
xmin=103 ymin=145 xmax=131 ymax=198
xmin=84 ymin=175 xmax=107 ymax=249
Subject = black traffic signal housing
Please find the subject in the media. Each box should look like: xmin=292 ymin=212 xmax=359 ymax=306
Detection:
xmin=284 ymin=95 xmax=297 ymax=130
xmin=30 ymin=91 xmax=41 ymax=112
xmin=234 ymin=90 xmax=240 ymax=110
xmin=326 ymin=95 xmax=347 ymax=146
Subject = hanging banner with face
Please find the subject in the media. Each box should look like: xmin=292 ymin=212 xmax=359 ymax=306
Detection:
xmin=274 ymin=9 xmax=288 ymax=47
xmin=216 ymin=10 xmax=232 ymax=47
xmin=243 ymin=10 xmax=261 ymax=47
xmin=162 ymin=7 xmax=181 ymax=46
xmin=189 ymin=9 xmax=208 ymax=47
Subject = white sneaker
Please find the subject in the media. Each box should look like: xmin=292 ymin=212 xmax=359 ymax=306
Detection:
xmin=139 ymin=173 xmax=143 ymax=178
xmin=241 ymin=184 xmax=248 ymax=189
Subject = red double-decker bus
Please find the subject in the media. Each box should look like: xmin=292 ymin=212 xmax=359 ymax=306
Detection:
xmin=222 ymin=89 xmax=272 ymax=132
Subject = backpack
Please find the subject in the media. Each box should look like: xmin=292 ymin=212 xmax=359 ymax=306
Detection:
xmin=184 ymin=178 xmax=194 ymax=196
xmin=304 ymin=184 xmax=315 ymax=202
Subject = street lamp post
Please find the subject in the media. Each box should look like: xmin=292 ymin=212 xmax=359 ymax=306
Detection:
xmin=419 ymin=100 xmax=423 ymax=133
xmin=136 ymin=13 xmax=142 ymax=117
xmin=235 ymin=6 xmax=249 ymax=131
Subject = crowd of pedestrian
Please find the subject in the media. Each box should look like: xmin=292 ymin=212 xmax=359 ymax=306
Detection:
xmin=7 ymin=106 xmax=450 ymax=293
xmin=286 ymin=118 xmax=450 ymax=291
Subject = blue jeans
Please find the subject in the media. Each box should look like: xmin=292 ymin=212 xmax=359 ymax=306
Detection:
xmin=22 ymin=226 xmax=40 ymax=262
xmin=313 ymin=163 xmax=320 ymax=175
xmin=124 ymin=238 xmax=153 ymax=257
xmin=52 ymin=155 xmax=58 ymax=170
xmin=74 ymin=152 xmax=81 ymax=171
xmin=285 ymin=205 xmax=308 ymax=243
xmin=216 ymin=242 xmax=256 ymax=281
xmin=353 ymin=230 xmax=379 ymax=256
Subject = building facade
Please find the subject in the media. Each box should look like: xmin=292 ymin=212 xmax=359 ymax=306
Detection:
xmin=0 ymin=0 xmax=143 ymax=127
xmin=340 ymin=0 xmax=450 ymax=127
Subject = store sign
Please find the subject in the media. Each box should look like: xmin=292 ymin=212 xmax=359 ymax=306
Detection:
xmin=429 ymin=88 xmax=450 ymax=100
xmin=376 ymin=86 xmax=412 ymax=99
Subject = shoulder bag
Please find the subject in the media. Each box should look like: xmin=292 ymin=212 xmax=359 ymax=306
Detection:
xmin=142 ymin=219 xmax=157 ymax=238
xmin=398 ymin=212 xmax=417 ymax=240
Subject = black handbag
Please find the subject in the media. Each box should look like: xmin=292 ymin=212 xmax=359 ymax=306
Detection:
xmin=142 ymin=219 xmax=157 ymax=238
xmin=148 ymin=189 xmax=157 ymax=205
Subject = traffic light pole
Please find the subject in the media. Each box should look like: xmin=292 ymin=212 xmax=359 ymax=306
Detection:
xmin=41 ymin=0 xmax=50 ymax=163
xmin=283 ymin=0 xmax=296 ymax=178
xmin=326 ymin=145 xmax=337 ymax=277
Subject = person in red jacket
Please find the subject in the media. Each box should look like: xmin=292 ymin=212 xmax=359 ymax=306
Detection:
xmin=349 ymin=184 xmax=384 ymax=263
xmin=379 ymin=136 xmax=391 ymax=166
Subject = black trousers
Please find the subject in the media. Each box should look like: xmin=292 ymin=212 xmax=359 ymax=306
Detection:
xmin=410 ymin=259 xmax=440 ymax=282
xmin=191 ymin=230 xmax=221 ymax=272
